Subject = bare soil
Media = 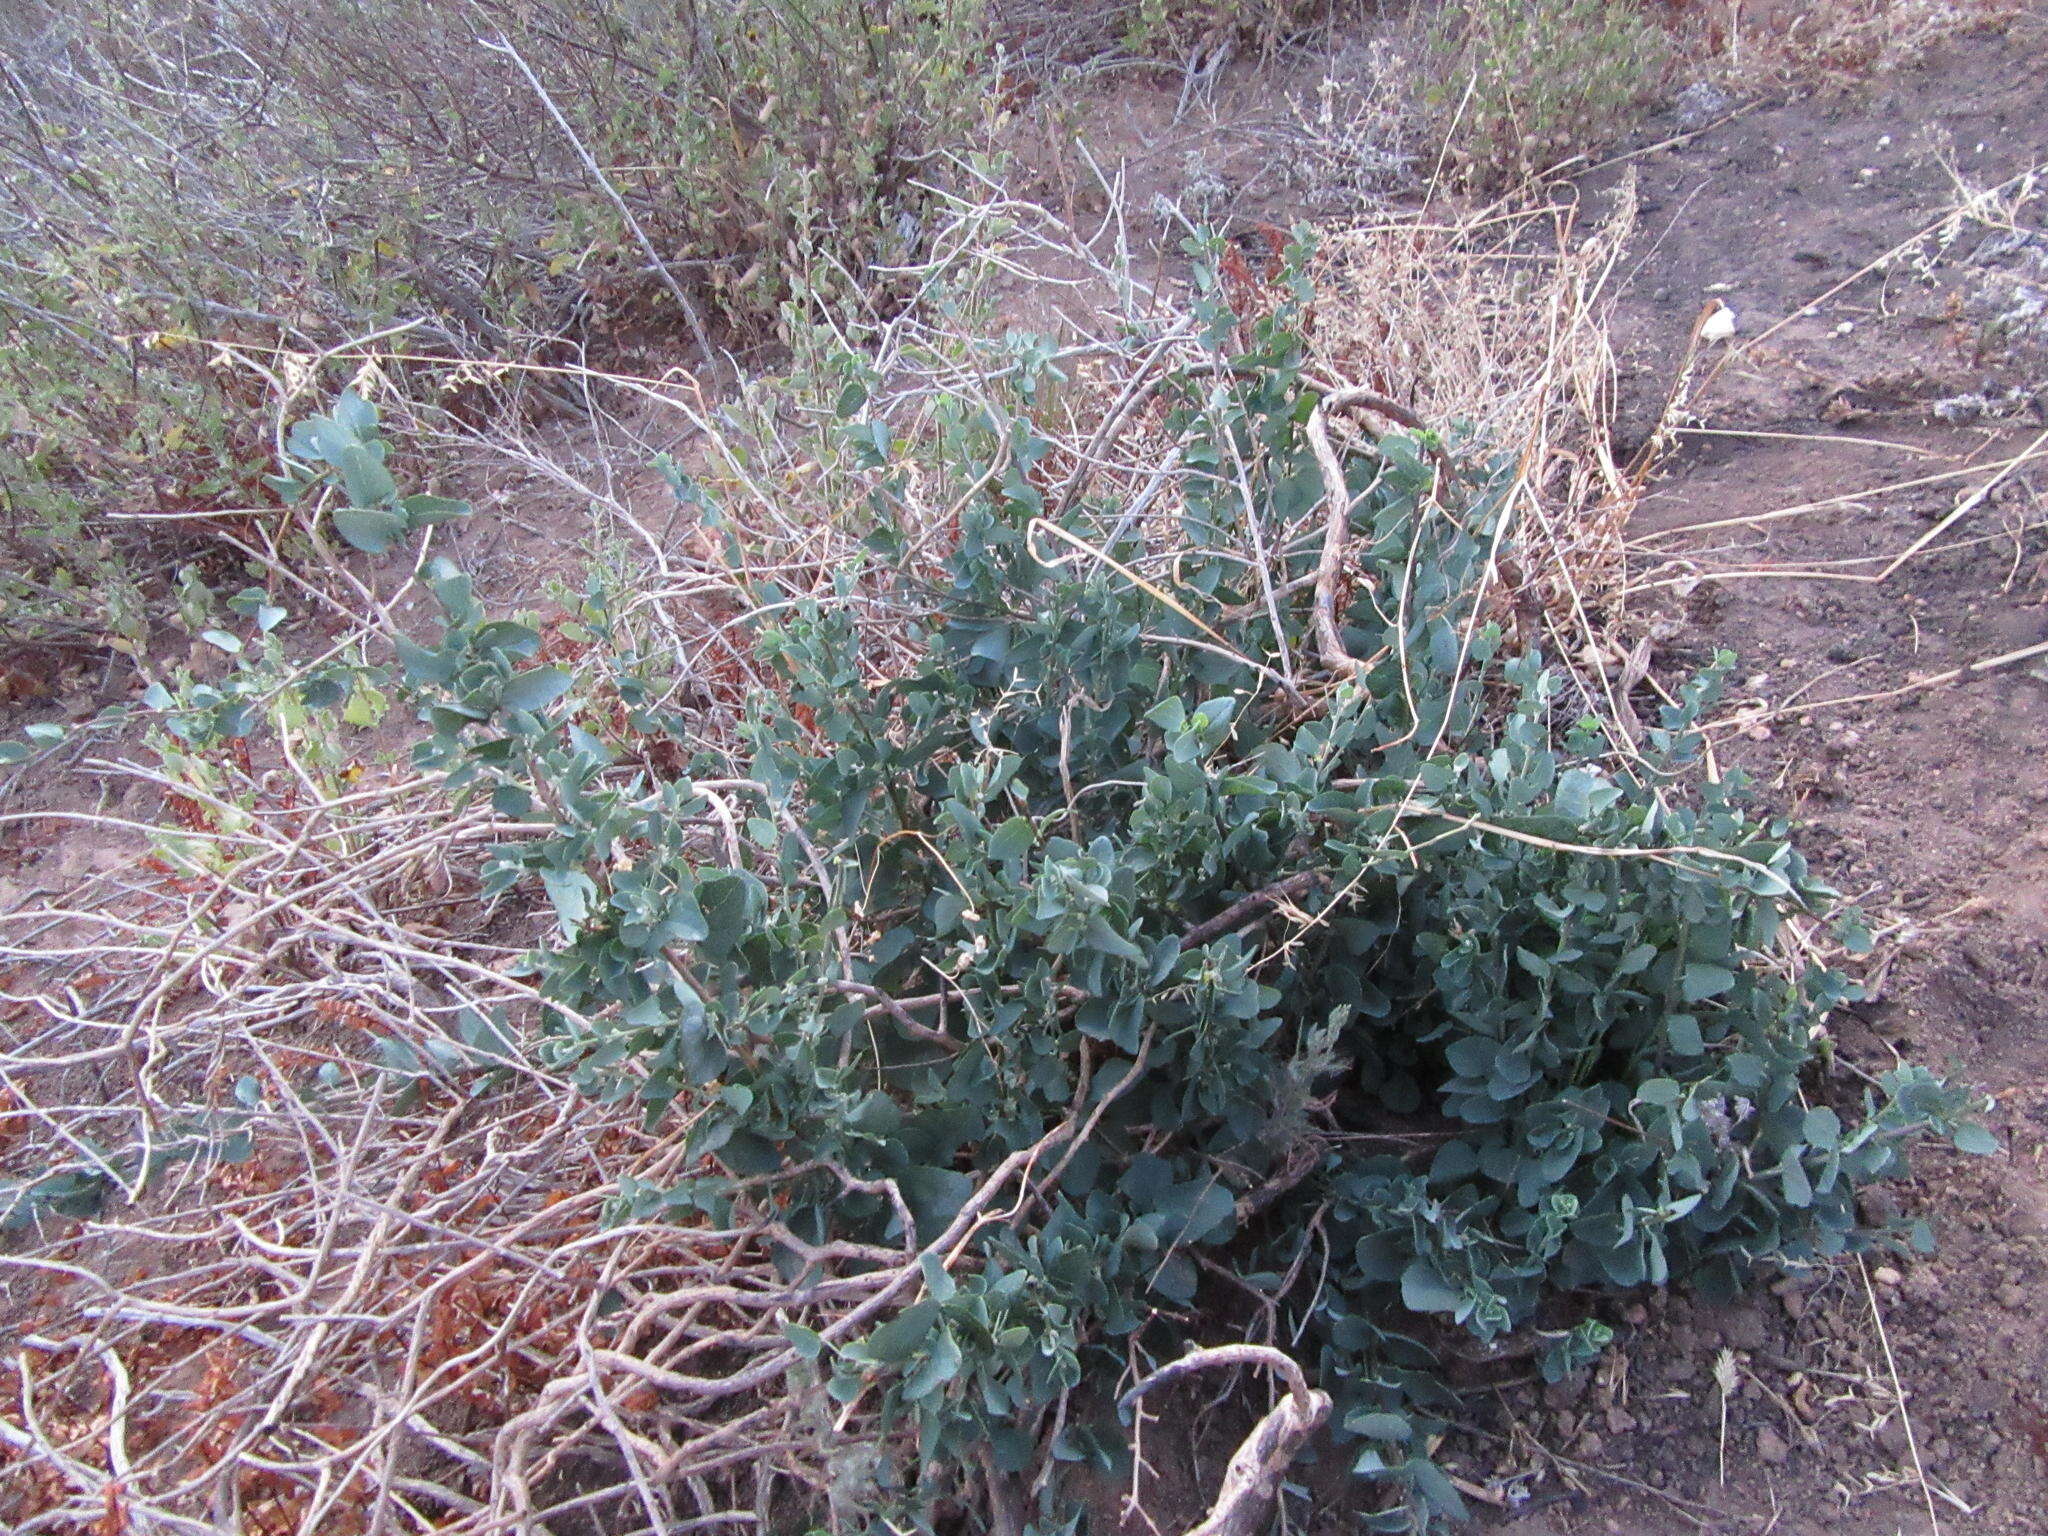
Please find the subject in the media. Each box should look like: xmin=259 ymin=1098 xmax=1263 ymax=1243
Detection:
xmin=1474 ymin=23 xmax=2048 ymax=1536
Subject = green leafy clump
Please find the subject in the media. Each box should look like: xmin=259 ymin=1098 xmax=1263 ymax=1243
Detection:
xmin=272 ymin=389 xmax=473 ymax=558
xmin=379 ymin=240 xmax=1981 ymax=1529
xmin=1423 ymin=0 xmax=1672 ymax=188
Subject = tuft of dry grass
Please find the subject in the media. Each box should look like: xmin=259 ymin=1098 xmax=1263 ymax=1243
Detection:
xmin=1308 ymin=179 xmax=1647 ymax=677
xmin=1723 ymin=0 xmax=2031 ymax=90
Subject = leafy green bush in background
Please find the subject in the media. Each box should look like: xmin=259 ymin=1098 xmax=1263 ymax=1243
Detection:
xmin=363 ymin=237 xmax=1983 ymax=1529
xmin=0 ymin=0 xmax=989 ymax=642
xmin=1118 ymin=0 xmax=1330 ymax=55
xmin=1423 ymin=0 xmax=1672 ymax=188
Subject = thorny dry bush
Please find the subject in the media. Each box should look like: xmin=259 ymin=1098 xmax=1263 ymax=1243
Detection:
xmin=0 ymin=171 xmax=1973 ymax=1534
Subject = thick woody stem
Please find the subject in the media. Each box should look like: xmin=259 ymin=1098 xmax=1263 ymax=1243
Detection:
xmin=1121 ymin=1343 xmax=1332 ymax=1536
xmin=1306 ymin=387 xmax=1433 ymax=682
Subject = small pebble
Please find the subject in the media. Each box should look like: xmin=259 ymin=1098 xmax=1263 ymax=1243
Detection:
xmin=1859 ymin=1186 xmax=1901 ymax=1225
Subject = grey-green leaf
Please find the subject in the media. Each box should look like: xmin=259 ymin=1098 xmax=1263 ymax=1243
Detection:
xmin=330 ymin=506 xmax=408 ymax=554
xmin=334 ymin=442 xmax=397 ymax=508
xmin=1350 ymin=1411 xmax=1411 ymax=1442
xmin=500 ymin=668 xmax=572 ymax=713
xmin=1399 ymin=1260 xmax=1462 ymax=1315
xmin=1681 ymin=963 xmax=1736 ymax=1002
xmin=863 ymin=1301 xmax=939 ymax=1364
xmin=987 ymin=816 xmax=1035 ymax=864
xmin=1952 ymin=1123 xmax=1998 ymax=1156
xmin=401 ymin=493 xmax=471 ymax=526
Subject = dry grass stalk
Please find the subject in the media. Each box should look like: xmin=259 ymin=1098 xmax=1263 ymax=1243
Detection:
xmin=1308 ymin=178 xmax=1650 ymax=741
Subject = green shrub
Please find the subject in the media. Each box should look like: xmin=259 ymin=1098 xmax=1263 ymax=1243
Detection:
xmin=1423 ymin=0 xmax=1671 ymax=187
xmin=1120 ymin=0 xmax=1328 ymax=54
xmin=0 ymin=0 xmax=989 ymax=641
xmin=356 ymin=235 xmax=1983 ymax=1528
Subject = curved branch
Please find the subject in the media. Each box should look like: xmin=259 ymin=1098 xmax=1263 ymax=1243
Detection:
xmin=1178 ymin=871 xmax=1325 ymax=952
xmin=1121 ymin=1344 xmax=1332 ymax=1536
xmin=1306 ymin=386 xmax=1434 ymax=682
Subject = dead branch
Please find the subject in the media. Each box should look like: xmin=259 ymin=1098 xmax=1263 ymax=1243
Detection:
xmin=1121 ymin=1343 xmax=1332 ymax=1536
xmin=1306 ymin=386 xmax=1431 ymax=681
